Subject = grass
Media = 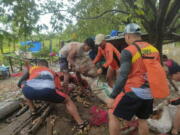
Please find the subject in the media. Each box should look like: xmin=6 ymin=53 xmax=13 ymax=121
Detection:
xmin=175 ymin=42 xmax=180 ymax=46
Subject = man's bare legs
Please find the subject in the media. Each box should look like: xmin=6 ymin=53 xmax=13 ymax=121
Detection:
xmin=108 ymin=111 xmax=121 ymax=135
xmin=172 ymin=106 xmax=180 ymax=135
xmin=138 ymin=119 xmax=150 ymax=135
xmin=108 ymin=111 xmax=150 ymax=135
xmin=26 ymin=98 xmax=36 ymax=112
xmin=25 ymin=95 xmax=83 ymax=125
xmin=65 ymin=96 xmax=83 ymax=125
xmin=63 ymin=72 xmax=69 ymax=85
xmin=106 ymin=67 xmax=116 ymax=88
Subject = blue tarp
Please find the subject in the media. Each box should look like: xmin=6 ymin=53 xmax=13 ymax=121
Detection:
xmin=110 ymin=30 xmax=119 ymax=37
xmin=0 ymin=66 xmax=9 ymax=72
xmin=20 ymin=41 xmax=42 ymax=53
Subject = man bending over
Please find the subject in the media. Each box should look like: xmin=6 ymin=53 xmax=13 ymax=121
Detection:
xmin=18 ymin=59 xmax=88 ymax=130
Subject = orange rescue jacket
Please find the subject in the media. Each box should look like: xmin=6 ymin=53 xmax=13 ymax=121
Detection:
xmin=29 ymin=66 xmax=62 ymax=90
xmin=124 ymin=41 xmax=169 ymax=98
xmin=93 ymin=43 xmax=120 ymax=70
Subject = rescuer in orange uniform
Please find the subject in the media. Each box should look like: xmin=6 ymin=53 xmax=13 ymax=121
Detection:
xmin=107 ymin=23 xmax=168 ymax=135
xmin=93 ymin=34 xmax=121 ymax=87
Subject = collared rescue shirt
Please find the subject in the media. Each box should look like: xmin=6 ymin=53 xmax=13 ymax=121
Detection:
xmin=110 ymin=41 xmax=160 ymax=99
xmin=27 ymin=66 xmax=55 ymax=90
xmin=93 ymin=43 xmax=120 ymax=70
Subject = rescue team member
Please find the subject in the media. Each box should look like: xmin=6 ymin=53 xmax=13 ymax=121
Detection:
xmin=59 ymin=42 xmax=84 ymax=90
xmin=83 ymin=37 xmax=105 ymax=72
xmin=163 ymin=56 xmax=180 ymax=135
xmin=107 ymin=23 xmax=160 ymax=135
xmin=93 ymin=34 xmax=121 ymax=87
xmin=83 ymin=37 xmax=98 ymax=60
xmin=163 ymin=54 xmax=180 ymax=81
xmin=18 ymin=59 xmax=88 ymax=130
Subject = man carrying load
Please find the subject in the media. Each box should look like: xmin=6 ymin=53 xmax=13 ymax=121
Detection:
xmin=93 ymin=34 xmax=121 ymax=87
xmin=18 ymin=59 xmax=89 ymax=131
xmin=107 ymin=23 xmax=169 ymax=135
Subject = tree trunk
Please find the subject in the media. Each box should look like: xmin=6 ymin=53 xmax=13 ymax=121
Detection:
xmin=49 ymin=39 xmax=52 ymax=52
xmin=155 ymin=40 xmax=163 ymax=55
xmin=154 ymin=32 xmax=164 ymax=64
xmin=8 ymin=40 xmax=11 ymax=52
xmin=9 ymin=56 xmax=14 ymax=72
xmin=13 ymin=40 xmax=16 ymax=52
xmin=42 ymin=40 xmax=44 ymax=49
xmin=0 ymin=40 xmax=4 ymax=54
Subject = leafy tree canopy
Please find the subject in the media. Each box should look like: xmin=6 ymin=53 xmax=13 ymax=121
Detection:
xmin=0 ymin=0 xmax=179 ymax=53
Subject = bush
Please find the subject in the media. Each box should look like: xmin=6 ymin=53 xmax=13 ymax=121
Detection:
xmin=33 ymin=47 xmax=50 ymax=58
xmin=19 ymin=43 xmax=34 ymax=52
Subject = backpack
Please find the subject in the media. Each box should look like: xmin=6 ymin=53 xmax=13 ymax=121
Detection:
xmin=133 ymin=42 xmax=170 ymax=98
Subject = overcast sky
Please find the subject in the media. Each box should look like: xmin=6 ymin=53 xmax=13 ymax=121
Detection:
xmin=0 ymin=0 xmax=78 ymax=34
xmin=37 ymin=0 xmax=78 ymax=33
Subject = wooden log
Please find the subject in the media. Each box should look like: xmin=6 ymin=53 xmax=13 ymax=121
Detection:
xmin=46 ymin=115 xmax=55 ymax=135
xmin=14 ymin=104 xmax=49 ymax=135
xmin=15 ymin=105 xmax=28 ymax=117
xmin=13 ymin=116 xmax=33 ymax=135
xmin=27 ymin=106 xmax=51 ymax=135
xmin=6 ymin=105 xmax=28 ymax=123
xmin=0 ymin=101 xmax=21 ymax=120
xmin=13 ymin=104 xmax=50 ymax=135
xmin=0 ymin=111 xmax=31 ymax=135
xmin=0 ymin=103 xmax=49 ymax=135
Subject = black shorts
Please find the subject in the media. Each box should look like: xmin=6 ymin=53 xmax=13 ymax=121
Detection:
xmin=22 ymin=85 xmax=67 ymax=103
xmin=59 ymin=57 xmax=68 ymax=72
xmin=112 ymin=92 xmax=153 ymax=121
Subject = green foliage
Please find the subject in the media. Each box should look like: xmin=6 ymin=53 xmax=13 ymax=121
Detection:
xmin=0 ymin=0 xmax=40 ymax=39
xmin=11 ymin=0 xmax=39 ymax=38
xmin=0 ymin=54 xmax=4 ymax=64
xmin=19 ymin=43 xmax=34 ymax=52
xmin=58 ymin=0 xmax=131 ymax=41
xmin=40 ymin=0 xmax=73 ymax=32
xmin=0 ymin=0 xmax=179 ymax=55
xmin=32 ymin=47 xmax=50 ymax=58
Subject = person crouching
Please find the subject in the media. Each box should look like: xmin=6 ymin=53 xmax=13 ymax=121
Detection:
xmin=17 ymin=59 xmax=88 ymax=130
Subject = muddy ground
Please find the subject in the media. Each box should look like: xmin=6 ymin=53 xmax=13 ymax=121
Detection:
xmin=0 ymin=74 xmax=111 ymax=135
xmin=0 ymin=76 xmax=21 ymax=102
xmin=0 ymin=57 xmax=179 ymax=135
xmin=0 ymin=75 xmax=162 ymax=135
